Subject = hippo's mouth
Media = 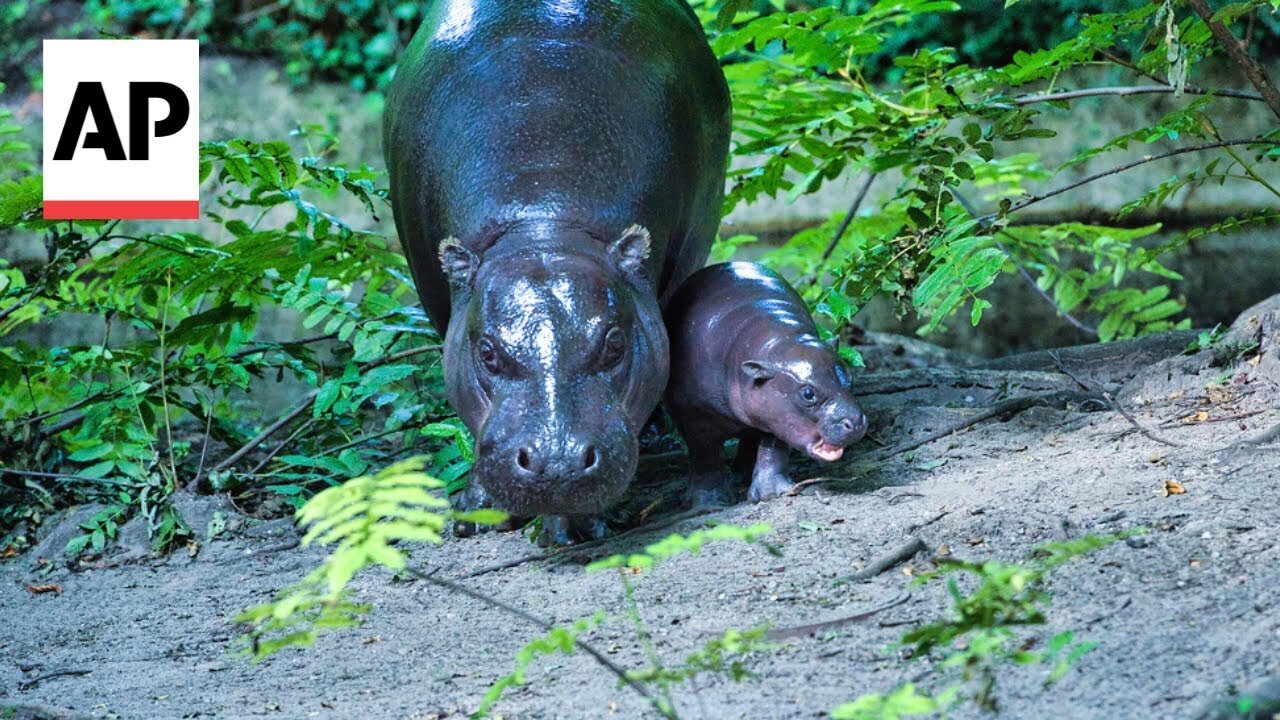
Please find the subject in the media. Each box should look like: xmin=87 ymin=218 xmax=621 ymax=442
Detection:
xmin=808 ymin=440 xmax=844 ymax=462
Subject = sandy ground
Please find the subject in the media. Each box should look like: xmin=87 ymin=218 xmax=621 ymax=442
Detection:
xmin=2 ymin=298 xmax=1279 ymax=720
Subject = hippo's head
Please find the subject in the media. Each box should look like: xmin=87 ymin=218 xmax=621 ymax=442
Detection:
xmin=739 ymin=341 xmax=867 ymax=462
xmin=438 ymin=225 xmax=667 ymax=516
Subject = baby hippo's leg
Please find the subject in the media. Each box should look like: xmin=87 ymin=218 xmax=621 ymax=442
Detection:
xmin=747 ymin=435 xmax=794 ymax=502
xmin=682 ymin=424 xmax=736 ymax=508
xmin=731 ymin=434 xmax=760 ymax=478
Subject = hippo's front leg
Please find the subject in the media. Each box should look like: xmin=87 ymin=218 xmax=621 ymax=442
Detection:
xmin=451 ymin=482 xmax=520 ymax=537
xmin=539 ymin=515 xmax=611 ymax=547
xmin=747 ymin=434 xmax=794 ymax=502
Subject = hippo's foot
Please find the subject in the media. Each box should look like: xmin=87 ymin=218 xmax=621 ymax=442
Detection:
xmin=537 ymin=515 xmax=611 ymax=547
xmin=747 ymin=472 xmax=794 ymax=502
xmin=451 ymin=482 xmax=521 ymax=537
xmin=686 ymin=470 xmax=736 ymax=509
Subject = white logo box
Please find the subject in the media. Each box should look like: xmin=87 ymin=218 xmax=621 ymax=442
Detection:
xmin=43 ymin=39 xmax=200 ymax=220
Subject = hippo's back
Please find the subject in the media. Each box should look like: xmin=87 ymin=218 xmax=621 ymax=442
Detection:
xmin=666 ymin=262 xmax=815 ymax=343
xmin=384 ymin=0 xmax=731 ymax=330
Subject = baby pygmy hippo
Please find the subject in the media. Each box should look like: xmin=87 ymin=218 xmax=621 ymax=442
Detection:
xmin=664 ymin=262 xmax=868 ymax=506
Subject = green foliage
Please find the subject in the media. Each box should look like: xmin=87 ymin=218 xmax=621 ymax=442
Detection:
xmin=479 ymin=523 xmax=778 ymax=718
xmin=700 ymin=0 xmax=1277 ymax=340
xmin=833 ymin=534 xmax=1123 ymax=717
xmin=474 ymin=612 xmax=607 ymax=719
xmin=0 ymin=117 xmax=472 ymax=552
xmin=236 ymin=457 xmax=503 ymax=657
xmin=585 ymin=521 xmax=776 ymax=572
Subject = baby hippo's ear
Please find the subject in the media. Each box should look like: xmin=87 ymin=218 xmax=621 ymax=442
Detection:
xmin=740 ymin=360 xmax=776 ymax=385
xmin=439 ymin=238 xmax=479 ymax=288
xmin=608 ymin=224 xmax=651 ymax=275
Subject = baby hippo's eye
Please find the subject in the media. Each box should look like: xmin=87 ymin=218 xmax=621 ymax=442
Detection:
xmin=477 ymin=336 xmax=502 ymax=373
xmin=601 ymin=325 xmax=627 ymax=368
xmin=798 ymin=384 xmax=818 ymax=406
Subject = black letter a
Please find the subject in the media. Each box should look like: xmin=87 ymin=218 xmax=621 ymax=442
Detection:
xmin=53 ymin=82 xmax=126 ymax=161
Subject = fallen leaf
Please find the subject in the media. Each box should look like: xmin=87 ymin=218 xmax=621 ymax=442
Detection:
xmin=1181 ymin=411 xmax=1210 ymax=424
xmin=965 ymin=537 xmax=986 ymax=546
xmin=1160 ymin=480 xmax=1186 ymax=497
xmin=935 ymin=544 xmax=952 ymax=556
xmin=914 ymin=458 xmax=947 ymax=471
xmin=25 ymin=583 xmax=62 ymax=595
xmin=362 ymin=635 xmax=381 ymax=645
xmin=0 ymin=546 xmax=18 ymax=559
xmin=1189 ymin=559 xmax=1203 ymax=568
xmin=1248 ymin=353 xmax=1262 ymax=367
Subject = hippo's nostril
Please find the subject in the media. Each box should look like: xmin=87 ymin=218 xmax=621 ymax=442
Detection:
xmin=841 ymin=417 xmax=854 ymax=431
xmin=517 ymin=447 xmax=533 ymax=472
xmin=583 ymin=445 xmax=598 ymax=472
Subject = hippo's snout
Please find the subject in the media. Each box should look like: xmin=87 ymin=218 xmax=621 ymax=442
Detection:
xmin=512 ymin=436 xmax=601 ymax=481
xmin=475 ymin=421 xmax=636 ymax=517
xmin=821 ymin=405 xmax=868 ymax=448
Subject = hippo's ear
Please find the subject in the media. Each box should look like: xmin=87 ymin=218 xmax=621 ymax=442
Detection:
xmin=608 ymin=224 xmax=651 ymax=275
xmin=439 ymin=238 xmax=479 ymax=288
xmin=740 ymin=360 xmax=776 ymax=385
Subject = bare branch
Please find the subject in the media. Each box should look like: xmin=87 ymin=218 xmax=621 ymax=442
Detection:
xmin=1013 ymin=84 xmax=1266 ymax=106
xmin=1185 ymin=0 xmax=1280 ymax=120
xmin=999 ymin=139 xmax=1280 ymax=218
xmin=802 ymin=172 xmax=878 ymax=287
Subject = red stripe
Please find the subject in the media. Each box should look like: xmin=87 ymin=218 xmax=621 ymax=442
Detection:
xmin=43 ymin=200 xmax=200 ymax=220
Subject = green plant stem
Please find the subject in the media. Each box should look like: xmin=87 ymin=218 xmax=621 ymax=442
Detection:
xmin=1221 ymin=145 xmax=1280 ymax=200
xmin=403 ymin=566 xmax=673 ymax=718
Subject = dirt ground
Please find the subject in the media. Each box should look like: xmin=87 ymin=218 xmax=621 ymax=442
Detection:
xmin=2 ymin=296 xmax=1279 ymax=720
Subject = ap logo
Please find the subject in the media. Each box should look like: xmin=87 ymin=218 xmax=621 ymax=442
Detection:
xmin=43 ymin=40 xmax=200 ymax=220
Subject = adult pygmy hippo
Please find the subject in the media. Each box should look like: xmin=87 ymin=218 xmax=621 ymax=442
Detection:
xmin=383 ymin=0 xmax=731 ymax=535
xmin=664 ymin=263 xmax=868 ymax=506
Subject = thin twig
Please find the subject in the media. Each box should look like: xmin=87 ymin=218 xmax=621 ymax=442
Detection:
xmin=197 ymin=342 xmax=442 ymax=488
xmin=16 ymin=669 xmax=92 ymax=691
xmin=194 ymin=409 xmax=213 ymax=484
xmin=246 ymin=418 xmax=318 ymax=477
xmin=950 ymin=188 xmax=1097 ymax=337
xmin=0 ymin=467 xmax=129 ymax=485
xmin=801 ymin=172 xmax=878 ymax=287
xmin=1228 ymin=420 xmax=1280 ymax=449
xmin=834 ymin=537 xmax=928 ymax=584
xmin=764 ymin=593 xmax=911 ymax=641
xmin=459 ymin=507 xmax=717 ymax=580
xmin=1185 ymin=0 xmax=1280 ymax=120
xmin=998 ymin=139 xmax=1280 ymax=219
xmin=1013 ymin=84 xmax=1266 ymax=106
xmin=1047 ymin=350 xmax=1095 ymax=392
xmin=867 ymin=391 xmax=1100 ymax=462
xmin=1103 ymin=392 xmax=1183 ymax=447
xmin=404 ymin=567 xmax=669 ymax=717
xmin=203 ymin=390 xmax=319 ymax=481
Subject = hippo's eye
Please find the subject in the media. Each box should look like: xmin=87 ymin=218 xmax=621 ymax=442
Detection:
xmin=798 ymin=384 xmax=818 ymax=406
xmin=477 ymin=336 xmax=502 ymax=373
xmin=601 ymin=325 xmax=627 ymax=368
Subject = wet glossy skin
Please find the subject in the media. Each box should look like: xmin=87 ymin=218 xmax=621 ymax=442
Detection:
xmin=383 ymin=0 xmax=730 ymax=527
xmin=664 ymin=263 xmax=869 ymax=505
